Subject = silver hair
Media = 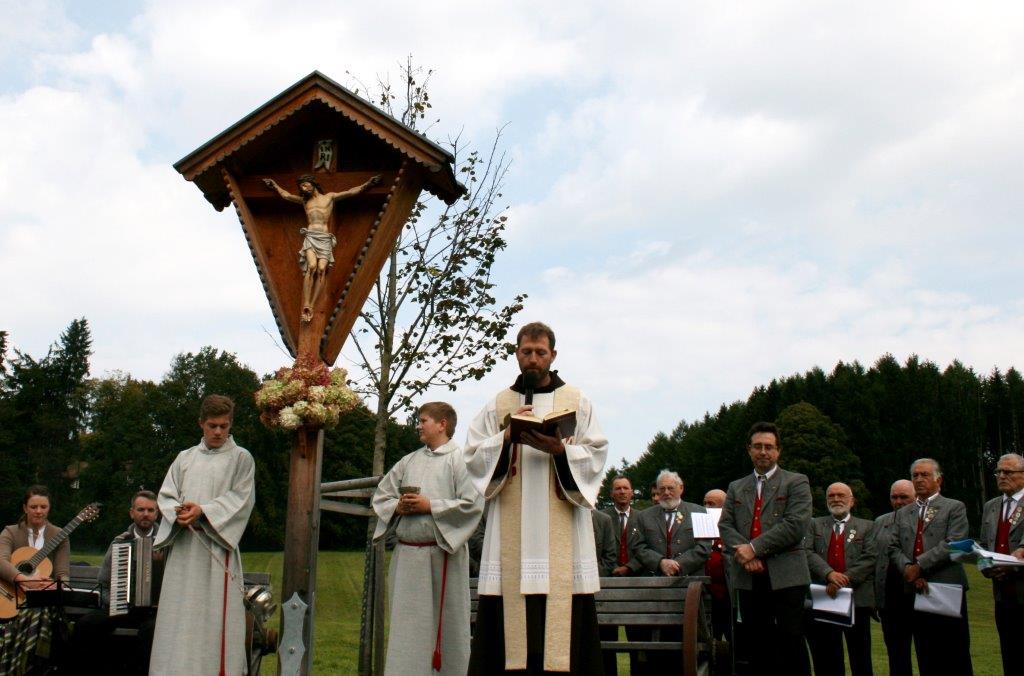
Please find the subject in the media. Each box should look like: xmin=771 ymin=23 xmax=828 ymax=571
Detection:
xmin=998 ymin=453 xmax=1024 ymax=469
xmin=656 ymin=469 xmax=683 ymax=487
xmin=910 ymin=457 xmax=942 ymax=478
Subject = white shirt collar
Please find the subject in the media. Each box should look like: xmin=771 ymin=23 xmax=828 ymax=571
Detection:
xmin=1005 ymin=487 xmax=1024 ymax=504
xmin=754 ymin=465 xmax=779 ymax=481
xmin=833 ymin=513 xmax=851 ymax=524
xmin=615 ymin=506 xmax=631 ymax=518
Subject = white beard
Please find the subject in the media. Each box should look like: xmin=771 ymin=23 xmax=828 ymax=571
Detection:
xmin=660 ymin=497 xmax=682 ymax=511
xmin=828 ymin=505 xmax=849 ymax=519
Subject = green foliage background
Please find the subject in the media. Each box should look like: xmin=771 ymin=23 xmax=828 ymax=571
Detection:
xmin=0 ymin=320 xmax=417 ymax=551
xmin=605 ymin=357 xmax=1024 ymax=529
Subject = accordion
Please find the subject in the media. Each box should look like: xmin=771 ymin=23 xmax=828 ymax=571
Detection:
xmin=109 ymin=536 xmax=155 ymax=616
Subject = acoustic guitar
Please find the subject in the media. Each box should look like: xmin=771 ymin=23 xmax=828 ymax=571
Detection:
xmin=0 ymin=502 xmax=101 ymax=620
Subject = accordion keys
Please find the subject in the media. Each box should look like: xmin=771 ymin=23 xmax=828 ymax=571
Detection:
xmin=109 ymin=536 xmax=154 ymax=616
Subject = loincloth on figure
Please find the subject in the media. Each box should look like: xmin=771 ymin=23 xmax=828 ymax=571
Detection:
xmin=298 ymin=228 xmax=337 ymax=271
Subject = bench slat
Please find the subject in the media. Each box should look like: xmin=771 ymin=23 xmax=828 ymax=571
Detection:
xmin=601 ymin=641 xmax=682 ymax=652
xmin=598 ymin=613 xmax=683 ymax=625
xmin=595 ymin=588 xmax=688 ymax=601
xmin=596 ymin=601 xmax=683 ymax=613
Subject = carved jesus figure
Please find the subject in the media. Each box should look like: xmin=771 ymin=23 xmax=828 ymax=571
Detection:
xmin=263 ymin=173 xmax=381 ymax=323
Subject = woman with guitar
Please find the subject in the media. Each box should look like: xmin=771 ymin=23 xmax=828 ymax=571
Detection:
xmin=0 ymin=485 xmax=70 ymax=591
xmin=0 ymin=485 xmax=71 ymax=674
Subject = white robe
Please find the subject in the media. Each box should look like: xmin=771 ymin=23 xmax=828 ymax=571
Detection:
xmin=372 ymin=440 xmax=484 ymax=676
xmin=150 ymin=436 xmax=256 ymax=676
xmin=464 ymin=388 xmax=608 ymax=595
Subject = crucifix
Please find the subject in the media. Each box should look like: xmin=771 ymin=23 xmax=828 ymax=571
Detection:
xmin=174 ymin=71 xmax=464 ymax=675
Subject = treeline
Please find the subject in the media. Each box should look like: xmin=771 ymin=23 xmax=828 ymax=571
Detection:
xmin=606 ymin=356 xmax=1024 ymax=529
xmin=0 ymin=319 xmax=416 ymax=552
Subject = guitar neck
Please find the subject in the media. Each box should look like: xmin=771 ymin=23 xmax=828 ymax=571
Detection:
xmin=28 ymin=516 xmax=84 ymax=570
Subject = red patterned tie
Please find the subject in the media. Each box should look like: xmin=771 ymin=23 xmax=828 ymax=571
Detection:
xmin=749 ymin=476 xmax=765 ymax=539
xmin=828 ymin=522 xmax=846 ymax=572
xmin=913 ymin=503 xmax=926 ymax=561
xmin=618 ymin=512 xmax=629 ymax=565
xmin=995 ymin=499 xmax=1012 ymax=554
xmin=665 ymin=512 xmax=674 ymax=558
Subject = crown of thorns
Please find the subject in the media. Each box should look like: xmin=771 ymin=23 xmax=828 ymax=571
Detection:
xmin=296 ymin=174 xmax=324 ymax=192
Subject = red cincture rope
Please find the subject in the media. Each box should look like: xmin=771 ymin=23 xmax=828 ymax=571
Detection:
xmin=220 ymin=550 xmax=230 ymax=676
xmin=433 ymin=551 xmax=450 ymax=671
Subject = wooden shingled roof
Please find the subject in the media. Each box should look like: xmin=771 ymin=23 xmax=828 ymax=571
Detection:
xmin=173 ymin=71 xmax=465 ymax=209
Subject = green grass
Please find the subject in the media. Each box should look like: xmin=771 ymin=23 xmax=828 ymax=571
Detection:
xmin=72 ymin=552 xmax=1004 ymax=674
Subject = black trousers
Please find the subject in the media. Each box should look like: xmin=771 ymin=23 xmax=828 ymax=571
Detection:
xmin=911 ymin=590 xmax=972 ymax=676
xmin=68 ymin=607 xmax=156 ymax=675
xmin=735 ymin=577 xmax=810 ymax=676
xmin=469 ymin=594 xmax=604 ymax=676
xmin=806 ymin=606 xmax=873 ymax=676
xmin=994 ymin=596 xmax=1023 ymax=676
xmin=880 ymin=571 xmax=914 ymax=676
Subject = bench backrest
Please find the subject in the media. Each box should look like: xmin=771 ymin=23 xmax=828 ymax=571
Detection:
xmin=469 ymin=575 xmax=708 ymax=628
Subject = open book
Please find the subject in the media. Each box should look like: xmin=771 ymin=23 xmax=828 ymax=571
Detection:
xmin=508 ymin=409 xmax=576 ymax=445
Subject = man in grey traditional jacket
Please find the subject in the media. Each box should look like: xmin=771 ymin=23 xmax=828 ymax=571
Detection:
xmin=718 ymin=421 xmax=812 ymax=676
xmin=977 ymin=452 xmax=1024 ymax=676
xmin=372 ymin=401 xmax=484 ymax=676
xmin=150 ymin=394 xmax=256 ymax=676
xmin=872 ymin=479 xmax=916 ymax=676
xmin=804 ymin=482 xmax=875 ymax=676
xmin=888 ymin=458 xmax=972 ymax=676
xmin=629 ymin=470 xmax=711 ymax=577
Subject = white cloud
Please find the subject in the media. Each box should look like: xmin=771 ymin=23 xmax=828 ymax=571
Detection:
xmin=3 ymin=0 xmax=1024 ymax=470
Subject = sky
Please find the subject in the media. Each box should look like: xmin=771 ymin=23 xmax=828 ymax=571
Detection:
xmin=2 ymin=1 xmax=1023 ymax=471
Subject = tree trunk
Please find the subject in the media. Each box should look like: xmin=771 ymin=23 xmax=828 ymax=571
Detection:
xmin=359 ymin=245 xmax=399 ymax=676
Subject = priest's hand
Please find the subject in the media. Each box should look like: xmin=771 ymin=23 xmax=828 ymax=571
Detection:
xmin=175 ymin=502 xmax=203 ymax=526
xmin=520 ymin=430 xmax=565 ymax=455
xmin=825 ymin=581 xmax=842 ymax=598
xmin=397 ymin=494 xmax=431 ymax=515
xmin=826 ymin=571 xmax=850 ymax=589
xmin=612 ymin=565 xmax=631 ymax=576
xmin=503 ymin=405 xmax=534 ymax=443
xmin=914 ymin=577 xmax=929 ymax=594
xmin=659 ymin=559 xmax=681 ymax=576
xmin=733 ymin=543 xmax=756 ymax=565
xmin=903 ymin=563 xmax=922 ymax=583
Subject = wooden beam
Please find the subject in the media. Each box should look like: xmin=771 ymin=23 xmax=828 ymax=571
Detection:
xmin=280 ymin=426 xmax=324 ymax=675
xmin=320 ymin=476 xmax=381 ymax=492
xmin=321 ymin=488 xmax=375 ymax=499
xmin=319 ymin=500 xmax=373 ymax=517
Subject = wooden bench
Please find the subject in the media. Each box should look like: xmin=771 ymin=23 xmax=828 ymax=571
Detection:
xmin=471 ymin=575 xmax=718 ymax=676
xmin=66 ymin=564 xmax=277 ymax=673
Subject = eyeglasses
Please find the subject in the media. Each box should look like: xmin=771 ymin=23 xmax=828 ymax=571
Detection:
xmin=750 ymin=443 xmax=777 ymax=452
xmin=993 ymin=469 xmax=1024 ymax=477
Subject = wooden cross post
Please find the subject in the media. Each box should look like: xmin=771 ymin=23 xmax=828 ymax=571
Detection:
xmin=173 ymin=72 xmax=464 ymax=675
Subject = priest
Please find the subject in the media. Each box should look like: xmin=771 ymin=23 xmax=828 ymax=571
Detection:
xmin=465 ymin=321 xmax=608 ymax=675
xmin=149 ymin=394 xmax=256 ymax=676
xmin=372 ymin=401 xmax=484 ymax=676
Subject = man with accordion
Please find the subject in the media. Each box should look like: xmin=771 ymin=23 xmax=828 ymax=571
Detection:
xmin=71 ymin=490 xmax=163 ymax=673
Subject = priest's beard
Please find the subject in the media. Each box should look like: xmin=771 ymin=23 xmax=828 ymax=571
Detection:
xmin=523 ymin=369 xmax=543 ymax=389
xmin=660 ymin=496 xmax=682 ymax=510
